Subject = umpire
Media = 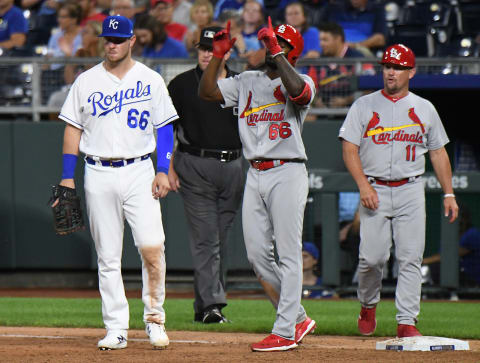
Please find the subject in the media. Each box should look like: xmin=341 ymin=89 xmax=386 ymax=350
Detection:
xmin=167 ymin=26 xmax=245 ymax=323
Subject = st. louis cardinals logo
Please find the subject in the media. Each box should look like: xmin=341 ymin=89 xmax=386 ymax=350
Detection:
xmin=88 ymin=81 xmax=152 ymax=116
xmin=363 ymin=109 xmax=425 ymax=144
xmin=240 ymin=86 xmax=286 ymax=126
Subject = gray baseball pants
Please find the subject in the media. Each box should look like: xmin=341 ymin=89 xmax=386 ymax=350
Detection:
xmin=174 ymin=151 xmax=245 ymax=314
xmin=357 ymin=178 xmax=425 ymax=325
xmin=242 ymin=162 xmax=308 ymax=340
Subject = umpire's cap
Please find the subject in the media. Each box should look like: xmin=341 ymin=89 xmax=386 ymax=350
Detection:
xmin=99 ymin=15 xmax=134 ymax=38
xmin=196 ymin=26 xmax=223 ymax=49
xmin=379 ymin=44 xmax=416 ymax=68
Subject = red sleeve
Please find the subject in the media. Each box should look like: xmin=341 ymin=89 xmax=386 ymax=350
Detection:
xmin=289 ymin=82 xmax=312 ymax=106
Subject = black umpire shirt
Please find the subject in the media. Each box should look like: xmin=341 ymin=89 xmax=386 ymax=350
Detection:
xmin=167 ymin=65 xmax=241 ymax=150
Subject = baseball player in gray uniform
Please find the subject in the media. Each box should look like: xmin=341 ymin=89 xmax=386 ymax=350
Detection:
xmin=199 ymin=18 xmax=316 ymax=352
xmin=54 ymin=16 xmax=177 ymax=350
xmin=339 ymin=44 xmax=459 ymax=338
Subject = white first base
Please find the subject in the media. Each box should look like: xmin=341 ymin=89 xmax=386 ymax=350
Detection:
xmin=376 ymin=336 xmax=470 ymax=351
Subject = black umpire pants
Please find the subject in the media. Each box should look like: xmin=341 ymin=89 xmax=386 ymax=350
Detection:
xmin=173 ymin=150 xmax=246 ymax=314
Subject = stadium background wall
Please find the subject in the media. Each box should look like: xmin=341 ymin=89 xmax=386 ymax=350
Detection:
xmin=0 ymin=121 xmax=479 ymax=290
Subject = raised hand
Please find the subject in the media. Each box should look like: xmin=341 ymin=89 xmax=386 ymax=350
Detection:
xmin=257 ymin=16 xmax=283 ymax=57
xmin=213 ymin=21 xmax=237 ymax=59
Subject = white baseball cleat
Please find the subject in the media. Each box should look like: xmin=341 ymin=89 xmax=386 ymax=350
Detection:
xmin=146 ymin=322 xmax=169 ymax=349
xmin=97 ymin=330 xmax=128 ymax=350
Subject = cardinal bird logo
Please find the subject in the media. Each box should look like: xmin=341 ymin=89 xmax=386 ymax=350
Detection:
xmin=408 ymin=107 xmax=425 ymax=134
xmin=273 ymin=85 xmax=286 ymax=104
xmin=240 ymin=87 xmax=286 ymax=118
xmin=364 ymin=112 xmax=380 ymax=138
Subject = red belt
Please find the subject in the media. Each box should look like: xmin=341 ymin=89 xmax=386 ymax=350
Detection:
xmin=371 ymin=177 xmax=410 ymax=187
xmin=250 ymin=159 xmax=286 ymax=171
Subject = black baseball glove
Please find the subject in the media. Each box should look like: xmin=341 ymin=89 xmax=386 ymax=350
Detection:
xmin=49 ymin=185 xmax=85 ymax=235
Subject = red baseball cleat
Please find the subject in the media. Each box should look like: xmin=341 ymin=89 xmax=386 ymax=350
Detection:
xmin=295 ymin=316 xmax=316 ymax=343
xmin=358 ymin=306 xmax=377 ymax=336
xmin=251 ymin=334 xmax=298 ymax=352
xmin=397 ymin=324 xmax=422 ymax=338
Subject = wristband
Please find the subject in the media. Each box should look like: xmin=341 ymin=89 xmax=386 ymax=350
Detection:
xmin=444 ymin=193 xmax=455 ymax=198
xmin=62 ymin=154 xmax=78 ymax=179
xmin=156 ymin=123 xmax=174 ymax=174
xmin=271 ymin=50 xmax=284 ymax=58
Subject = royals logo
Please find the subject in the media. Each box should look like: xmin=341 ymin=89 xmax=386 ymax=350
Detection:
xmin=88 ymin=81 xmax=151 ymax=116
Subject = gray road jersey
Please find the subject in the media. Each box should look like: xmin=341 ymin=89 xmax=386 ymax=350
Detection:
xmin=218 ymin=71 xmax=315 ymax=161
xmin=339 ymin=90 xmax=449 ymax=179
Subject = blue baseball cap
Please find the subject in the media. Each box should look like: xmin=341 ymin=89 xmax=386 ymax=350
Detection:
xmin=303 ymin=242 xmax=319 ymax=260
xmin=99 ymin=15 xmax=134 ymax=38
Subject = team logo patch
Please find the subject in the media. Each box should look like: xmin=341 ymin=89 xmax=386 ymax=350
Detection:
xmin=88 ymin=81 xmax=152 ymax=116
xmin=203 ymin=30 xmax=216 ymax=38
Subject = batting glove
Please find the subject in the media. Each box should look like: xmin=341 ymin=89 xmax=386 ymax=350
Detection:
xmin=212 ymin=21 xmax=237 ymax=59
xmin=257 ymin=17 xmax=283 ymax=58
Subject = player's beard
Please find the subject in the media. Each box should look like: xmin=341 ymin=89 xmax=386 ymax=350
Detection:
xmin=106 ymin=47 xmax=130 ymax=67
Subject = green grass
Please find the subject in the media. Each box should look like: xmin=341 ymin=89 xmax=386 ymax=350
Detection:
xmin=0 ymin=297 xmax=479 ymax=339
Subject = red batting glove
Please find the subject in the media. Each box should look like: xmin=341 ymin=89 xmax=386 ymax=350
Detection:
xmin=257 ymin=16 xmax=283 ymax=57
xmin=212 ymin=21 xmax=237 ymax=59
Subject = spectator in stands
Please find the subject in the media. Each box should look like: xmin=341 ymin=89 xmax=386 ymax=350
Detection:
xmin=46 ymin=2 xmax=83 ymax=69
xmin=241 ymin=0 xmax=263 ymax=53
xmin=0 ymin=0 xmax=28 ymax=51
xmin=308 ymin=22 xmax=374 ymax=109
xmin=326 ymin=0 xmax=386 ymax=56
xmin=23 ymin=0 xmax=61 ymax=47
xmin=217 ymin=9 xmax=265 ymax=68
xmin=302 ymin=242 xmax=336 ymax=299
xmin=97 ymin=0 xmax=113 ymax=15
xmin=111 ymin=0 xmax=136 ymax=20
xmin=48 ymin=20 xmax=105 ymax=119
xmin=172 ymin=0 xmax=192 ymax=29
xmin=184 ymin=0 xmax=214 ymax=53
xmin=423 ymin=204 xmax=480 ymax=287
xmin=284 ymin=2 xmax=321 ymax=58
xmin=150 ymin=0 xmax=188 ymax=42
xmin=64 ymin=20 xmax=104 ymax=85
xmin=78 ymin=0 xmax=107 ymax=26
xmin=133 ymin=13 xmax=188 ymax=57
xmin=216 ymin=10 xmax=246 ymax=58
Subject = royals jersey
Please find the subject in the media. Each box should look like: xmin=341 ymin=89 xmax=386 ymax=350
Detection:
xmin=59 ymin=61 xmax=178 ymax=159
xmin=217 ymin=71 xmax=315 ymax=161
xmin=339 ymin=90 xmax=449 ymax=179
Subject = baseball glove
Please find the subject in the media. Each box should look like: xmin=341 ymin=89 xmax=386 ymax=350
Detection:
xmin=49 ymin=185 xmax=85 ymax=235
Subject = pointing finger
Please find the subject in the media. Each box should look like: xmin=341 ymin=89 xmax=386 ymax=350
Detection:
xmin=226 ymin=20 xmax=231 ymax=35
xmin=268 ymin=16 xmax=272 ymax=30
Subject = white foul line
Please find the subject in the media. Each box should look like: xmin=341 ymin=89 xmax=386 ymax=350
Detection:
xmin=0 ymin=334 xmax=214 ymax=344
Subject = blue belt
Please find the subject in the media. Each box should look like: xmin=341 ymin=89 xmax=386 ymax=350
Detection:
xmin=85 ymin=153 xmax=150 ymax=167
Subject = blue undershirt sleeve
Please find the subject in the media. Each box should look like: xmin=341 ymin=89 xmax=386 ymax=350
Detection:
xmin=156 ymin=123 xmax=174 ymax=174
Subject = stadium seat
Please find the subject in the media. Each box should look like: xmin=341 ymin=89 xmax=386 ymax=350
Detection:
xmin=457 ymin=0 xmax=480 ymax=35
xmin=388 ymin=24 xmax=431 ymax=56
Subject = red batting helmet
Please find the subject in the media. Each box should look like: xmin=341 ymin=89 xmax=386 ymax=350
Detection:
xmin=379 ymin=44 xmax=416 ymax=68
xmin=274 ymin=24 xmax=304 ymax=66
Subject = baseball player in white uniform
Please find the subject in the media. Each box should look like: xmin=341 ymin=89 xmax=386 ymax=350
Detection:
xmin=199 ymin=18 xmax=316 ymax=352
xmin=55 ymin=16 xmax=177 ymax=350
xmin=339 ymin=44 xmax=459 ymax=338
